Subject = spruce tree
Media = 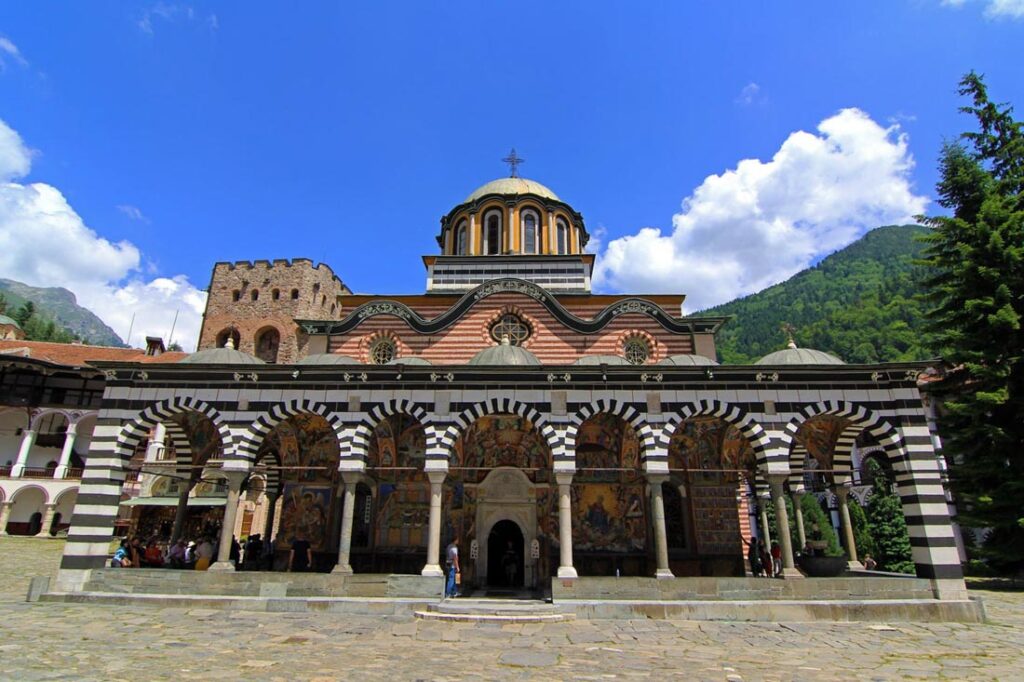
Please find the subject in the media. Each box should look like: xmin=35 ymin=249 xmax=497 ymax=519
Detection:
xmin=864 ymin=460 xmax=915 ymax=574
xmin=920 ymin=73 xmax=1024 ymax=571
xmin=847 ymin=496 xmax=876 ymax=562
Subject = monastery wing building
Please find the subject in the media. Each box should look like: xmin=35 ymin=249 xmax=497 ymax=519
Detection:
xmin=52 ymin=174 xmax=967 ymax=603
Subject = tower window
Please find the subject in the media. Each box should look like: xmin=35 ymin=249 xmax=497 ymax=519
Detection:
xmin=485 ymin=211 xmax=502 ymax=255
xmin=231 ymin=290 xmax=240 ymax=302
xmin=623 ymin=337 xmax=650 ymax=365
xmin=489 ymin=313 xmax=531 ymax=346
xmin=251 ymin=289 xmax=259 ymax=301
xmin=522 ymin=211 xmax=538 ymax=254
xmin=370 ymin=338 xmax=396 ymax=365
xmin=456 ymin=221 xmax=468 ymax=255
xmin=556 ymin=219 xmax=568 ymax=255
xmin=291 ymin=289 xmax=299 ymax=300
xmin=272 ymin=289 xmax=280 ymax=301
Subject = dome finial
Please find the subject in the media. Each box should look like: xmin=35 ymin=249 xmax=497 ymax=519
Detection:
xmin=781 ymin=322 xmax=797 ymax=349
xmin=225 ymin=337 xmax=236 ymax=350
xmin=500 ymin=334 xmax=511 ymax=346
xmin=502 ymin=148 xmax=524 ymax=178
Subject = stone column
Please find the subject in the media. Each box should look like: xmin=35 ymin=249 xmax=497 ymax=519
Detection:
xmin=758 ymin=493 xmax=772 ymax=548
xmin=768 ymin=475 xmax=801 ymax=578
xmin=421 ymin=471 xmax=446 ymax=577
xmin=262 ymin=493 xmax=279 ymax=541
xmin=791 ymin=490 xmax=807 ymax=551
xmin=469 ymin=213 xmax=477 ymax=254
xmin=647 ymin=475 xmax=674 ymax=578
xmin=834 ymin=485 xmax=860 ymax=568
xmin=210 ymin=472 xmax=247 ymax=571
xmin=54 ymin=423 xmax=78 ymax=479
xmin=555 ymin=473 xmax=578 ymax=579
xmin=332 ymin=473 xmax=358 ymax=575
xmin=0 ymin=501 xmax=12 ymax=536
xmin=144 ymin=423 xmax=167 ymax=462
xmin=11 ymin=429 xmax=37 ymax=478
xmin=36 ymin=503 xmax=57 ymax=537
xmin=169 ymin=487 xmax=192 ymax=544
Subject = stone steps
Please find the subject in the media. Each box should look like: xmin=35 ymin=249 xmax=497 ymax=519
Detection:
xmin=415 ymin=598 xmax=575 ymax=623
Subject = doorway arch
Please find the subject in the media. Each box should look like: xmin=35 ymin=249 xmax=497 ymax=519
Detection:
xmin=487 ymin=519 xmax=525 ymax=588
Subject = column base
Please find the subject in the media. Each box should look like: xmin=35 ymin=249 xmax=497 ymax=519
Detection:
xmin=35 ymin=529 xmax=52 ymax=538
xmin=331 ymin=563 xmax=353 ymax=575
xmin=53 ymin=466 xmax=69 ymax=480
xmin=10 ymin=465 xmax=25 ymax=478
xmin=421 ymin=563 xmax=444 ymax=577
xmin=654 ymin=568 xmax=675 ymax=579
xmin=931 ymin=578 xmax=969 ymax=601
xmin=557 ymin=566 xmax=578 ymax=579
xmin=847 ymin=560 xmax=863 ymax=571
xmin=779 ymin=567 xmax=805 ymax=579
xmin=208 ymin=561 xmax=236 ymax=572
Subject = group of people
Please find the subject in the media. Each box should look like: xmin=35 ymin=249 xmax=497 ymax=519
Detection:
xmin=746 ymin=536 xmax=783 ymax=577
xmin=111 ymin=535 xmax=217 ymax=570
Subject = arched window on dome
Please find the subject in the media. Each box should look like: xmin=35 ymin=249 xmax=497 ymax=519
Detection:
xmin=484 ymin=210 xmax=502 ymax=255
xmin=521 ymin=210 xmax=538 ymax=254
xmin=456 ymin=220 xmax=468 ymax=255
xmin=556 ymin=219 xmax=568 ymax=255
xmin=255 ymin=327 xmax=280 ymax=364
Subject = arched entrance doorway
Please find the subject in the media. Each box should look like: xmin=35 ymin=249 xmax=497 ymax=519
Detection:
xmin=487 ymin=519 xmax=524 ymax=589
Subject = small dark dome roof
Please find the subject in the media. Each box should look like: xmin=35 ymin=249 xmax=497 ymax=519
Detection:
xmin=573 ymin=355 xmax=629 ymax=366
xmin=468 ymin=337 xmax=541 ymax=366
xmin=657 ymin=354 xmax=719 ymax=366
xmin=386 ymin=357 xmax=432 ymax=365
xmin=756 ymin=344 xmax=844 ymax=365
xmin=297 ymin=353 xmax=363 ymax=365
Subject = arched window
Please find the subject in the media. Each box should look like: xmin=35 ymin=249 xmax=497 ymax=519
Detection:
xmin=231 ymin=290 xmax=240 ymax=302
xmin=521 ymin=210 xmax=538 ymax=254
xmin=255 ymin=327 xmax=280 ymax=363
xmin=485 ymin=211 xmax=502 ymax=255
xmin=291 ymin=289 xmax=299 ymax=300
xmin=271 ymin=289 xmax=280 ymax=301
xmin=251 ymin=289 xmax=259 ymax=301
xmin=489 ymin=313 xmax=531 ymax=345
xmin=216 ymin=328 xmax=240 ymax=349
xmin=456 ymin=221 xmax=468 ymax=255
xmin=556 ymin=219 xmax=568 ymax=255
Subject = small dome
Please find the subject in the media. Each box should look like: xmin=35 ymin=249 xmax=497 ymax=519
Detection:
xmin=573 ymin=355 xmax=629 ymax=366
xmin=0 ymin=314 xmax=21 ymax=329
xmin=657 ymin=354 xmax=719 ymax=366
xmin=386 ymin=357 xmax=432 ymax=365
xmin=468 ymin=336 xmax=541 ymax=366
xmin=179 ymin=347 xmax=264 ymax=365
xmin=756 ymin=347 xmax=845 ymax=365
xmin=297 ymin=353 xmax=363 ymax=365
xmin=464 ymin=177 xmax=560 ymax=203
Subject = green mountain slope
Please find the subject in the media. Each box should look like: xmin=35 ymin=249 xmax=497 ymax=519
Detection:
xmin=0 ymin=279 xmax=125 ymax=347
xmin=701 ymin=225 xmax=931 ymax=364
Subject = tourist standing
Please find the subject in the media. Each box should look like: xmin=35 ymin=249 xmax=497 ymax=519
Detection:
xmin=770 ymin=541 xmax=782 ymax=577
xmin=195 ymin=537 xmax=215 ymax=570
xmin=445 ymin=537 xmax=460 ymax=598
xmin=747 ymin=538 xmax=763 ymax=577
xmin=289 ymin=533 xmax=313 ymax=572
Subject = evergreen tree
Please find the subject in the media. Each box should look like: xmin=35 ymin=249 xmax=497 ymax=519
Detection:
xmin=864 ymin=460 xmax=915 ymax=574
xmin=847 ymin=495 xmax=876 ymax=562
xmin=14 ymin=301 xmax=34 ymax=327
xmin=0 ymin=293 xmax=8 ymax=315
xmin=920 ymin=73 xmax=1024 ymax=571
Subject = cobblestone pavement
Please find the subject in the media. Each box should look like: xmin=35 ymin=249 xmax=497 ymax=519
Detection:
xmin=1 ymin=537 xmax=1021 ymax=681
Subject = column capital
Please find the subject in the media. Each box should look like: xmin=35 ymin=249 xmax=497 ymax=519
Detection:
xmin=340 ymin=471 xmax=362 ymax=485
xmin=427 ymin=470 xmax=447 ymax=485
xmin=645 ymin=473 xmax=669 ymax=486
xmin=767 ymin=473 xmax=789 ymax=486
xmin=555 ymin=472 xmax=574 ymax=487
xmin=832 ymin=484 xmax=851 ymax=500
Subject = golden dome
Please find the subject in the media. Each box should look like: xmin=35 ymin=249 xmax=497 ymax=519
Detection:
xmin=464 ymin=177 xmax=560 ymax=203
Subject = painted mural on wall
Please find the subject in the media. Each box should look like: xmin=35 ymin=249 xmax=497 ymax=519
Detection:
xmin=571 ymin=414 xmax=646 ymax=553
xmin=367 ymin=414 xmax=429 ymax=549
xmin=794 ymin=415 xmax=848 ymax=475
xmin=170 ymin=411 xmax=224 ymax=474
xmin=258 ymin=413 xmax=340 ymax=551
xmin=452 ymin=415 xmax=550 ymax=482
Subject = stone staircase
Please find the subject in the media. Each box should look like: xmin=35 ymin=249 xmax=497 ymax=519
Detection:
xmin=415 ymin=598 xmax=575 ymax=623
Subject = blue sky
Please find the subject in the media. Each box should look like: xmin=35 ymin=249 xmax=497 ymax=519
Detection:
xmin=0 ymin=2 xmax=1021 ymax=348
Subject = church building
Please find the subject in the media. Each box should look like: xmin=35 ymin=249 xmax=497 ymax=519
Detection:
xmin=52 ymin=170 xmax=967 ymax=603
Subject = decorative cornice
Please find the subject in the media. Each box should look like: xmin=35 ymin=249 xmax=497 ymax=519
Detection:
xmin=297 ymin=278 xmax=727 ymax=336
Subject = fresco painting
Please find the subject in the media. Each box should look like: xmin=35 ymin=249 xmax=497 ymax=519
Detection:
xmin=453 ymin=415 xmax=549 ymax=482
xmin=795 ymin=416 xmax=848 ymax=473
xmin=571 ymin=482 xmax=646 ymax=552
xmin=278 ymin=484 xmax=332 ymax=550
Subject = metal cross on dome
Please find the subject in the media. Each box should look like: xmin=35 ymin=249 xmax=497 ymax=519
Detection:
xmin=502 ymin=148 xmax=524 ymax=177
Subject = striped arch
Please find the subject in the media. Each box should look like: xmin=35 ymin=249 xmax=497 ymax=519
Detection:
xmin=658 ymin=399 xmax=773 ymax=469
xmin=781 ymin=400 xmax=906 ymax=485
xmin=114 ymin=396 xmax=235 ymax=464
xmin=435 ymin=398 xmax=560 ymax=460
xmin=239 ymin=399 xmax=345 ymax=464
xmin=788 ymin=443 xmax=810 ymax=491
xmin=252 ymin=449 xmax=283 ymax=497
xmin=564 ymin=398 xmax=657 ymax=462
xmin=349 ymin=399 xmax=434 ymax=462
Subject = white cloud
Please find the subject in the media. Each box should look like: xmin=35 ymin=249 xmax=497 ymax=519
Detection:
xmin=593 ymin=108 xmax=928 ymax=312
xmin=138 ymin=3 xmax=219 ymax=34
xmin=735 ymin=82 xmax=762 ymax=106
xmin=0 ymin=35 xmax=28 ymax=70
xmin=940 ymin=0 xmax=1024 ymax=18
xmin=117 ymin=204 xmax=149 ymax=223
xmin=0 ymin=118 xmax=206 ymax=349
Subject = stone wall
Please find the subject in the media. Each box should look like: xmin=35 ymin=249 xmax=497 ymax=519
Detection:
xmin=197 ymin=259 xmax=350 ymax=363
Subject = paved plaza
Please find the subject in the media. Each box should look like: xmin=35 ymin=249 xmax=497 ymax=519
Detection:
xmin=1 ymin=538 xmax=1022 ymax=681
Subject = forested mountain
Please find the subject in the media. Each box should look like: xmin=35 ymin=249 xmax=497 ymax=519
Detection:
xmin=0 ymin=279 xmax=125 ymax=347
xmin=700 ymin=225 xmax=931 ymax=365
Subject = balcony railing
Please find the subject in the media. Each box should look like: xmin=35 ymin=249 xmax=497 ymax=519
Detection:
xmin=65 ymin=468 xmax=84 ymax=479
xmin=0 ymin=465 xmax=10 ymax=477
xmin=21 ymin=467 xmax=55 ymax=479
